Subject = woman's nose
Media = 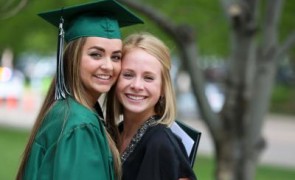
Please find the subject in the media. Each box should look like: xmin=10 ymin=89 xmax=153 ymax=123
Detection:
xmin=130 ymin=78 xmax=143 ymax=90
xmin=101 ymin=58 xmax=113 ymax=71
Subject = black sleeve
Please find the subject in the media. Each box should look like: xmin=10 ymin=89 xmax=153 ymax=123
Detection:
xmin=165 ymin=129 xmax=197 ymax=180
xmin=135 ymin=127 xmax=196 ymax=180
xmin=133 ymin=133 xmax=179 ymax=180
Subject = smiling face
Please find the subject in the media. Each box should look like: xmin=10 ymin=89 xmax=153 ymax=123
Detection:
xmin=116 ymin=48 xmax=163 ymax=119
xmin=80 ymin=37 xmax=122 ymax=103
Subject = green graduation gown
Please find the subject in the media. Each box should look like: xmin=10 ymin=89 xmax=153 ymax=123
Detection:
xmin=23 ymin=97 xmax=115 ymax=180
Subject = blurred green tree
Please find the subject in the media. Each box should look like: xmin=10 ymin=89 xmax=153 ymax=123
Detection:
xmin=0 ymin=0 xmax=89 ymax=62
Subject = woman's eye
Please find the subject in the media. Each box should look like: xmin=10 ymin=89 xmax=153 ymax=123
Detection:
xmin=112 ymin=55 xmax=122 ymax=62
xmin=89 ymin=52 xmax=102 ymax=59
xmin=144 ymin=76 xmax=154 ymax=81
xmin=122 ymin=73 xmax=133 ymax=79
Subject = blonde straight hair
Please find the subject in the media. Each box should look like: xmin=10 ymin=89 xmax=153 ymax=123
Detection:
xmin=16 ymin=38 xmax=121 ymax=180
xmin=105 ymin=32 xmax=177 ymax=146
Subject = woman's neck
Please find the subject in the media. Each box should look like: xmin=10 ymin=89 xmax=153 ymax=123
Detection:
xmin=121 ymin=113 xmax=145 ymax=138
xmin=122 ymin=111 xmax=155 ymax=133
xmin=76 ymin=92 xmax=100 ymax=109
xmin=120 ymin=112 xmax=156 ymax=153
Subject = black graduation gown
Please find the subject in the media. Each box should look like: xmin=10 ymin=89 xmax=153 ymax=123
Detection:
xmin=121 ymin=124 xmax=197 ymax=180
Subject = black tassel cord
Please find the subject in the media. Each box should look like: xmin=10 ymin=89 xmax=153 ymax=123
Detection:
xmin=55 ymin=16 xmax=70 ymax=100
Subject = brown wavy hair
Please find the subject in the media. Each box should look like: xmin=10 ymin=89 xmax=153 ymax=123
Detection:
xmin=16 ymin=37 xmax=121 ymax=179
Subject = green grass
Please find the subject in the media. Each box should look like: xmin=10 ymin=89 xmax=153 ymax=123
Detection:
xmin=0 ymin=127 xmax=29 ymax=180
xmin=194 ymin=156 xmax=295 ymax=180
xmin=1 ymin=127 xmax=295 ymax=179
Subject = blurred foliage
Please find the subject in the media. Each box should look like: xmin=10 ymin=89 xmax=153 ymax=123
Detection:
xmin=279 ymin=0 xmax=295 ymax=59
xmin=137 ymin=0 xmax=230 ymax=56
xmin=1 ymin=0 xmax=294 ymax=59
xmin=270 ymin=84 xmax=295 ymax=115
xmin=0 ymin=0 xmax=87 ymax=57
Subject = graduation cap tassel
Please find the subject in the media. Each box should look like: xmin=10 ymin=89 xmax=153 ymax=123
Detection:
xmin=55 ymin=16 xmax=69 ymax=100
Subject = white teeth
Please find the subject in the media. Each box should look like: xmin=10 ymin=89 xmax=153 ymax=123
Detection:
xmin=127 ymin=95 xmax=145 ymax=100
xmin=97 ymin=74 xmax=111 ymax=80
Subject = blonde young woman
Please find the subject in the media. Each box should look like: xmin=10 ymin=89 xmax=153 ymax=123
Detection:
xmin=16 ymin=1 xmax=143 ymax=180
xmin=106 ymin=32 xmax=196 ymax=180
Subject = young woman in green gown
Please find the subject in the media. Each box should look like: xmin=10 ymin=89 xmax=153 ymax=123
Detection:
xmin=16 ymin=1 xmax=143 ymax=179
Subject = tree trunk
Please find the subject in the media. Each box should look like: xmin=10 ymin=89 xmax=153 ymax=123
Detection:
xmin=215 ymin=135 xmax=258 ymax=180
xmin=217 ymin=0 xmax=260 ymax=179
xmin=217 ymin=0 xmax=285 ymax=180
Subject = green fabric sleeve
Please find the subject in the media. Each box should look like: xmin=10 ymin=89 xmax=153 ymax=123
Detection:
xmin=51 ymin=124 xmax=114 ymax=180
xmin=24 ymin=124 xmax=114 ymax=180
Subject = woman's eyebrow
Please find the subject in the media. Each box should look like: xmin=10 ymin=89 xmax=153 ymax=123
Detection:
xmin=89 ymin=46 xmax=105 ymax=52
xmin=113 ymin=50 xmax=122 ymax=54
xmin=89 ymin=46 xmax=122 ymax=54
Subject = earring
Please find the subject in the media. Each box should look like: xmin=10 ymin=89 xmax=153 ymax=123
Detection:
xmin=159 ymin=96 xmax=165 ymax=108
xmin=155 ymin=96 xmax=165 ymax=114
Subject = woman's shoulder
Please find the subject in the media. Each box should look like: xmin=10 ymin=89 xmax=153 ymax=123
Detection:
xmin=41 ymin=98 xmax=101 ymax=134
xmin=145 ymin=124 xmax=176 ymax=148
xmin=141 ymin=124 xmax=197 ymax=179
xmin=148 ymin=124 xmax=177 ymax=138
xmin=50 ymin=98 xmax=99 ymax=122
xmin=144 ymin=124 xmax=188 ymax=155
xmin=36 ymin=98 xmax=104 ymax=148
